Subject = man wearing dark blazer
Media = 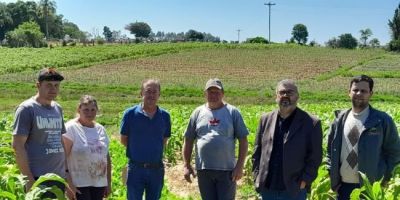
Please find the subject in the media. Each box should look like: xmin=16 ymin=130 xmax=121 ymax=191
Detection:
xmin=252 ymin=79 xmax=323 ymax=200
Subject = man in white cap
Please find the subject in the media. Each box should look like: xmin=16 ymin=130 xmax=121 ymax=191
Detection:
xmin=182 ymin=78 xmax=249 ymax=200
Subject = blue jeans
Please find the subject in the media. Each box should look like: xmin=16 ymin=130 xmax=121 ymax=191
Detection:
xmin=197 ymin=170 xmax=236 ymax=200
xmin=260 ymin=189 xmax=307 ymax=200
xmin=337 ymin=183 xmax=360 ymax=200
xmin=127 ymin=163 xmax=164 ymax=200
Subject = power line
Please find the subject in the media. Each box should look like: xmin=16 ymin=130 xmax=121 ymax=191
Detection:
xmin=264 ymin=2 xmax=276 ymax=42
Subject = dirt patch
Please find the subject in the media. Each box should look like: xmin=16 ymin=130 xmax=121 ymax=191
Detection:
xmin=165 ymin=163 xmax=259 ymax=200
xmin=165 ymin=163 xmax=201 ymax=199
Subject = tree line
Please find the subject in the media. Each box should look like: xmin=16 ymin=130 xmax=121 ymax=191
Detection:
xmin=1 ymin=1 xmax=400 ymax=51
xmin=123 ymin=22 xmax=220 ymax=43
xmin=0 ymin=1 xmax=86 ymax=45
xmin=0 ymin=1 xmax=221 ymax=47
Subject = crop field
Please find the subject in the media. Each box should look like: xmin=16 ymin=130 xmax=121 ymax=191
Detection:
xmin=1 ymin=43 xmax=400 ymax=199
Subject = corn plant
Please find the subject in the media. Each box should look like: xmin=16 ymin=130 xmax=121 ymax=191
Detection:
xmin=350 ymin=165 xmax=400 ymax=200
xmin=25 ymin=173 xmax=67 ymax=200
xmin=309 ymin=163 xmax=335 ymax=200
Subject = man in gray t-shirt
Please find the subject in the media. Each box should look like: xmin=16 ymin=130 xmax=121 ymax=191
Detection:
xmin=183 ymin=78 xmax=249 ymax=200
xmin=12 ymin=68 xmax=66 ymax=196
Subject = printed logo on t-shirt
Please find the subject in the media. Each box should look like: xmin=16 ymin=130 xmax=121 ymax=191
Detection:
xmin=209 ymin=118 xmax=220 ymax=126
xmin=36 ymin=116 xmax=63 ymax=129
xmin=36 ymin=116 xmax=64 ymax=155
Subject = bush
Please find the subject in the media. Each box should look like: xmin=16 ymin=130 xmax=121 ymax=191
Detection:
xmin=326 ymin=34 xmax=358 ymax=49
xmin=326 ymin=37 xmax=339 ymax=48
xmin=5 ymin=21 xmax=46 ymax=48
xmin=95 ymin=37 xmax=105 ymax=45
xmin=246 ymin=37 xmax=269 ymax=44
xmin=389 ymin=39 xmax=400 ymax=51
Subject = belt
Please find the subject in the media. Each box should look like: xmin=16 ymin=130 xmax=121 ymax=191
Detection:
xmin=130 ymin=160 xmax=164 ymax=169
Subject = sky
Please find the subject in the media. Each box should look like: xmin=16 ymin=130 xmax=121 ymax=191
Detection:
xmin=2 ymin=0 xmax=399 ymax=45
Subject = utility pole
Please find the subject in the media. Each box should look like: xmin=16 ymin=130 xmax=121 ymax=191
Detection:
xmin=264 ymin=2 xmax=276 ymax=42
xmin=236 ymin=29 xmax=241 ymax=43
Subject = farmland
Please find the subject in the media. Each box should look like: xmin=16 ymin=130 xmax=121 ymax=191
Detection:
xmin=1 ymin=43 xmax=400 ymax=199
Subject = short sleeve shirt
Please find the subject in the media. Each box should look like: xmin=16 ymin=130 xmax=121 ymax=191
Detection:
xmin=184 ymin=103 xmax=249 ymax=170
xmin=12 ymin=97 xmax=66 ymax=178
xmin=120 ymin=104 xmax=171 ymax=163
xmin=64 ymin=120 xmax=109 ymax=187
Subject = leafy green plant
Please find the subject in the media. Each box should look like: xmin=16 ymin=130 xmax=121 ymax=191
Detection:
xmin=350 ymin=165 xmax=400 ymax=200
xmin=26 ymin=173 xmax=67 ymax=200
xmin=310 ymin=164 xmax=335 ymax=200
xmin=0 ymin=164 xmax=26 ymax=200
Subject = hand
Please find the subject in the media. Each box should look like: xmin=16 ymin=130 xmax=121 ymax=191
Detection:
xmin=103 ymin=185 xmax=112 ymax=198
xmin=231 ymin=165 xmax=244 ymax=181
xmin=66 ymin=184 xmax=80 ymax=200
xmin=25 ymin=178 xmax=35 ymax=192
xmin=183 ymin=165 xmax=196 ymax=183
xmin=333 ymin=184 xmax=341 ymax=192
xmin=300 ymin=180 xmax=306 ymax=189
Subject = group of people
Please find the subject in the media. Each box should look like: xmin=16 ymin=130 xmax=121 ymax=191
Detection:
xmin=12 ymin=68 xmax=111 ymax=200
xmin=12 ymin=67 xmax=400 ymax=200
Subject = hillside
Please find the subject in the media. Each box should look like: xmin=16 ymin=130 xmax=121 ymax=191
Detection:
xmin=1 ymin=43 xmax=399 ymax=116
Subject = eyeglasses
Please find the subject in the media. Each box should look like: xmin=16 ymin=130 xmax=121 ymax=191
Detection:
xmin=277 ymin=90 xmax=296 ymax=96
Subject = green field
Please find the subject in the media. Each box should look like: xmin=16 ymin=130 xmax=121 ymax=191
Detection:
xmin=1 ymin=43 xmax=400 ymax=199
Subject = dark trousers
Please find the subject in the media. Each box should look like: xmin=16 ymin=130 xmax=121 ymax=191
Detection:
xmin=197 ymin=170 xmax=236 ymax=200
xmin=76 ymin=186 xmax=106 ymax=200
xmin=260 ymin=189 xmax=307 ymax=200
xmin=337 ymin=182 xmax=360 ymax=200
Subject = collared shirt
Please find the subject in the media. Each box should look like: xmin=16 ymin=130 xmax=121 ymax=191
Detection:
xmin=265 ymin=108 xmax=297 ymax=190
xmin=120 ymin=104 xmax=171 ymax=163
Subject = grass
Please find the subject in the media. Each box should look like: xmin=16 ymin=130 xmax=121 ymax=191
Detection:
xmin=0 ymin=43 xmax=396 ymax=110
xmin=1 ymin=43 xmax=400 ymax=199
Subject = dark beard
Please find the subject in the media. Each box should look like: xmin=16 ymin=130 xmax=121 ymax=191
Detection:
xmin=352 ymin=99 xmax=369 ymax=111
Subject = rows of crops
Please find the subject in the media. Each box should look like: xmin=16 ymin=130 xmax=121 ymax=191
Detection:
xmin=1 ymin=101 xmax=400 ymax=199
xmin=0 ymin=43 xmax=221 ymax=75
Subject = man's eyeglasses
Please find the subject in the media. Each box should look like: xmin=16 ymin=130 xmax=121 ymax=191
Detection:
xmin=277 ymin=90 xmax=296 ymax=96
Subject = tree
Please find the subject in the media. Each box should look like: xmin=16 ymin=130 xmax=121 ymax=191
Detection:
xmin=369 ymin=38 xmax=380 ymax=48
xmin=38 ymin=0 xmax=56 ymax=39
xmin=125 ymin=22 xmax=151 ymax=38
xmin=5 ymin=21 xmax=46 ymax=47
xmin=337 ymin=33 xmax=358 ymax=49
xmin=103 ymin=26 xmax=112 ymax=42
xmin=63 ymin=20 xmax=85 ymax=41
xmin=326 ymin=37 xmax=338 ymax=48
xmin=0 ymin=3 xmax=13 ymax=41
xmin=389 ymin=3 xmax=400 ymax=51
xmin=291 ymin=24 xmax=308 ymax=45
xmin=389 ymin=3 xmax=400 ymax=40
xmin=309 ymin=40 xmax=319 ymax=47
xmin=111 ymin=30 xmax=121 ymax=42
xmin=7 ymin=1 xmax=38 ymax=29
xmin=155 ymin=31 xmax=164 ymax=41
xmin=203 ymin=33 xmax=220 ymax=43
xmin=185 ymin=29 xmax=204 ymax=41
xmin=36 ymin=0 xmax=64 ymax=39
xmin=359 ymin=28 xmax=372 ymax=48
